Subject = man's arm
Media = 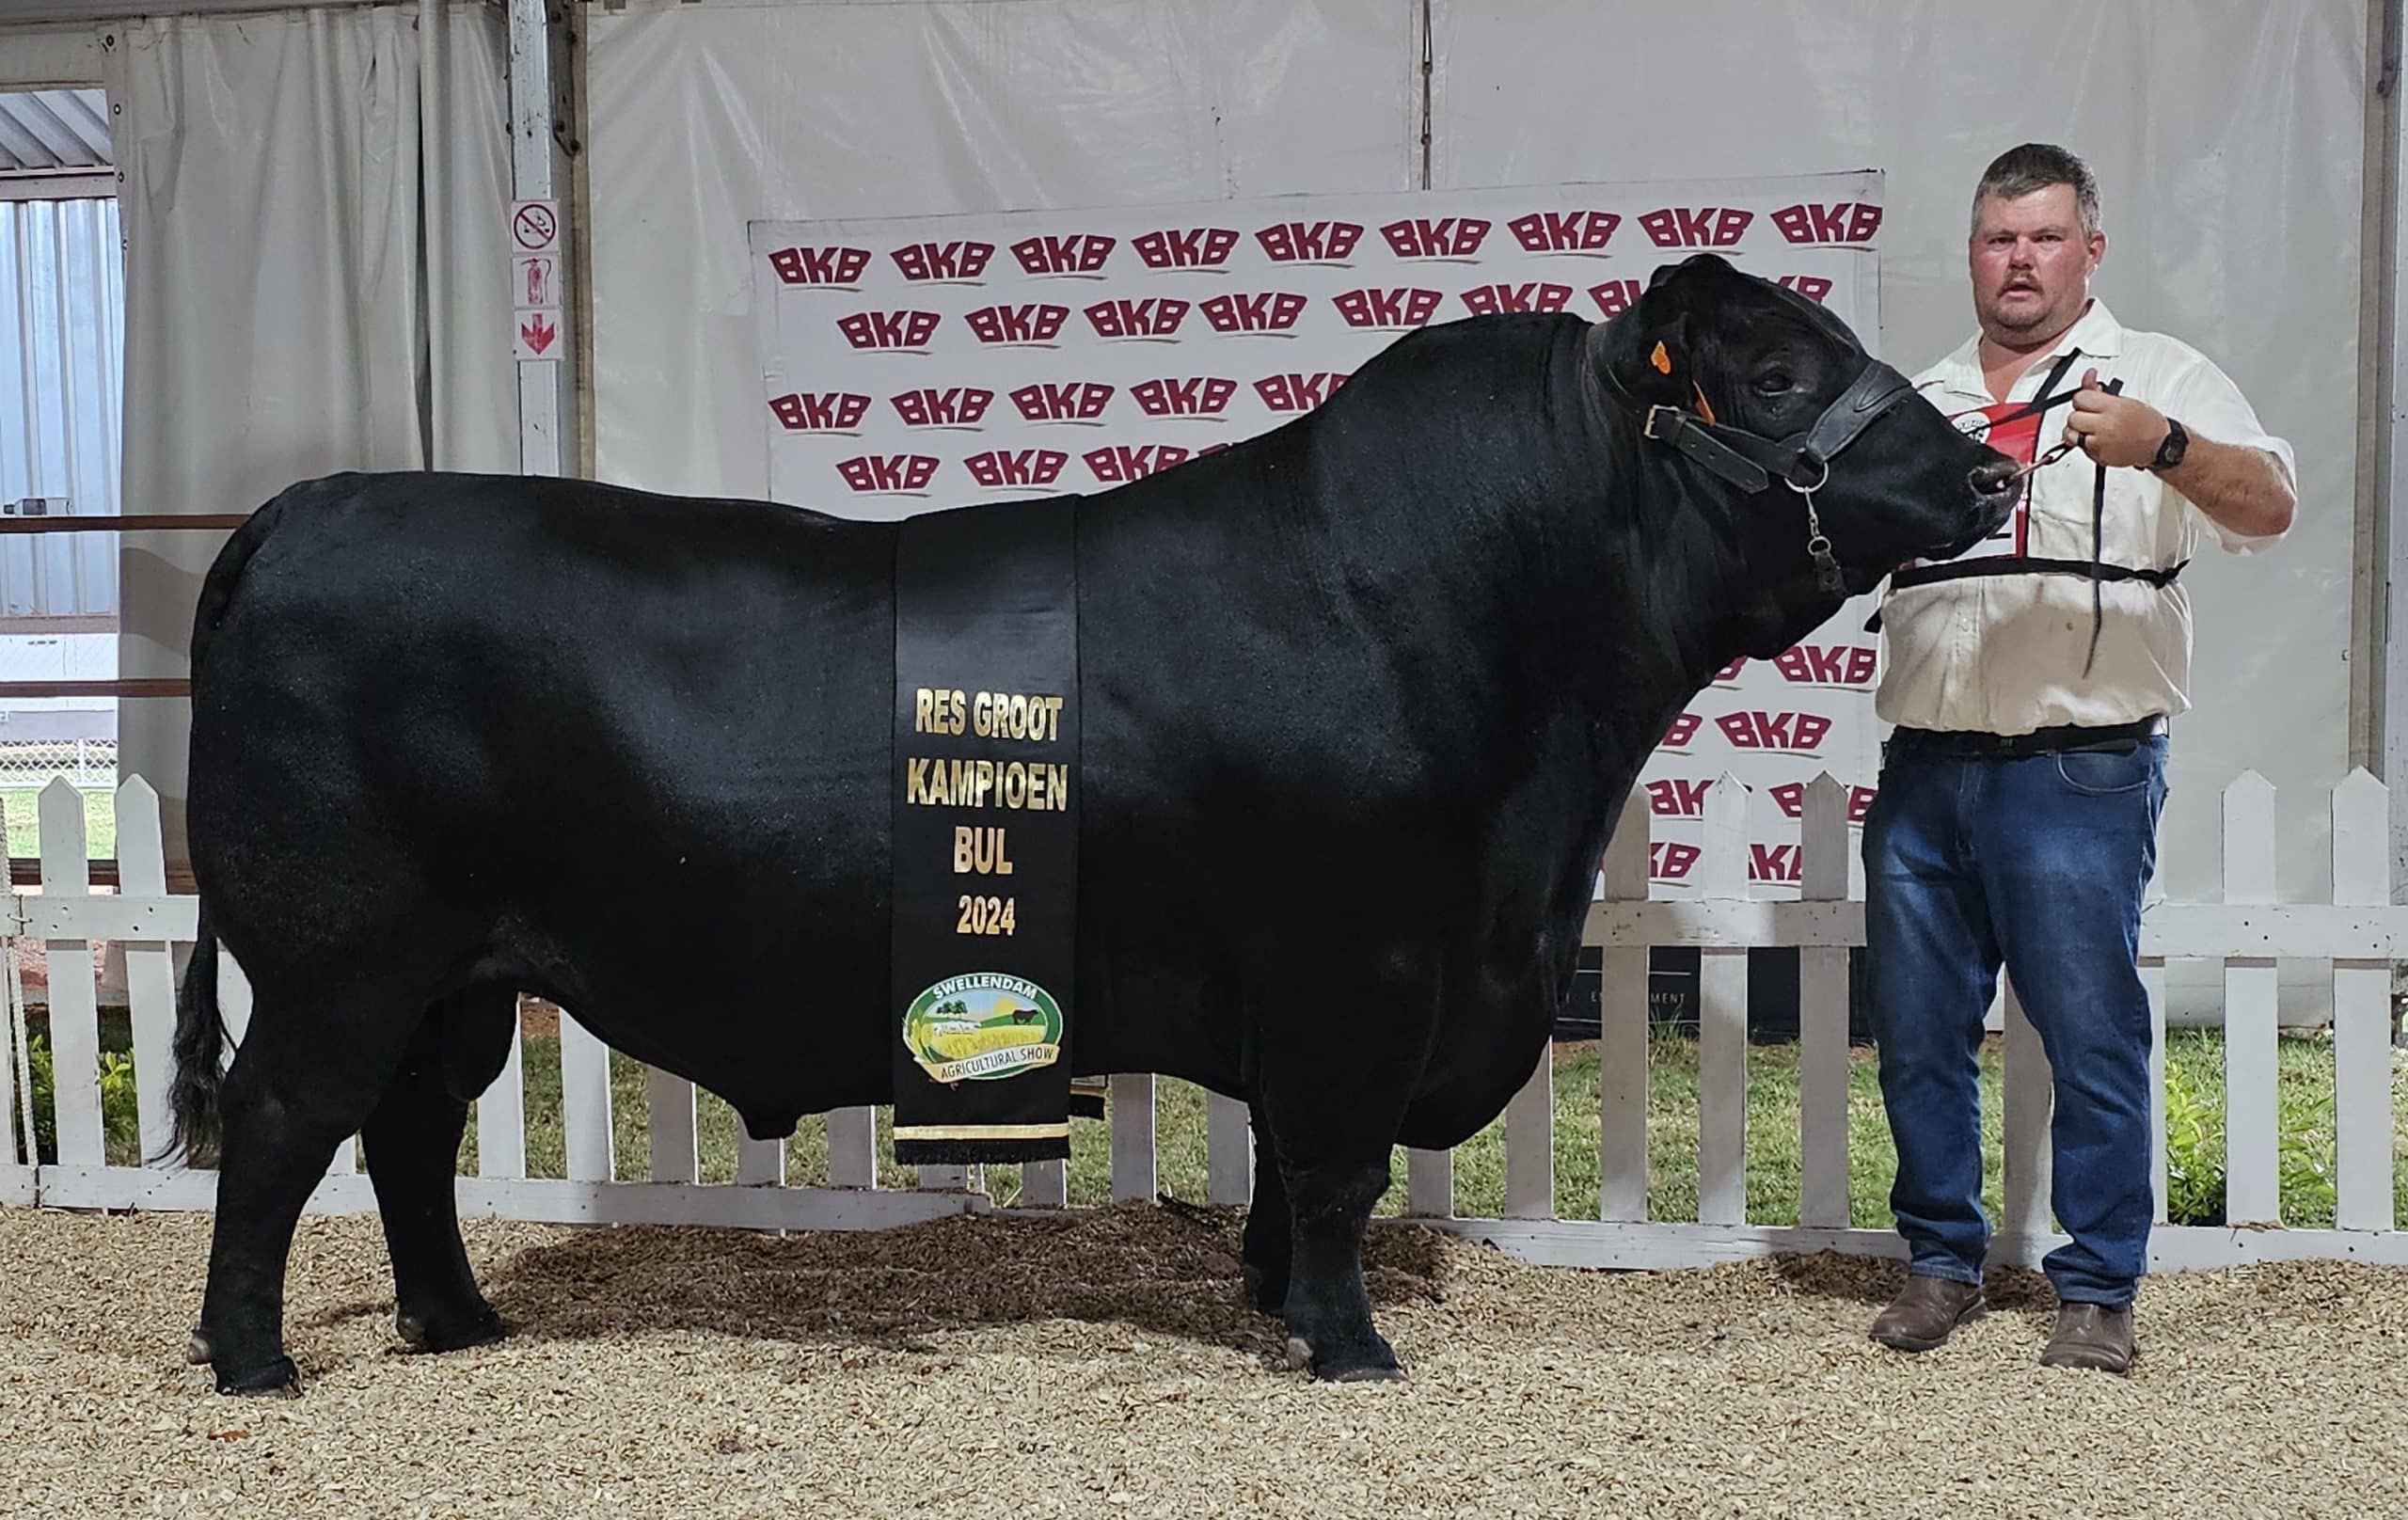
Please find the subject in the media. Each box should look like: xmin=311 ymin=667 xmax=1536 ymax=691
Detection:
xmin=2063 ymin=367 xmax=2296 ymax=540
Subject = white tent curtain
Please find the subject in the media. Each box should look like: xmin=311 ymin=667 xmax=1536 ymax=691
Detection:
xmin=111 ymin=0 xmax=515 ymax=851
xmin=0 ymin=195 xmax=121 ymax=614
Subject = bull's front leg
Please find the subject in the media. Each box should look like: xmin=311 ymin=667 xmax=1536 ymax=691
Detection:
xmin=1272 ymin=1148 xmax=1399 ymax=1380
xmin=1248 ymin=958 xmax=1428 ymax=1382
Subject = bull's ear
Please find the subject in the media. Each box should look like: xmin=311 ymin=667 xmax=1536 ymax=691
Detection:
xmin=1603 ymin=308 xmax=1699 ymax=412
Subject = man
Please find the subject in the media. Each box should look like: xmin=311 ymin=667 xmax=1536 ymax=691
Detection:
xmin=1862 ymin=144 xmax=2296 ymax=1374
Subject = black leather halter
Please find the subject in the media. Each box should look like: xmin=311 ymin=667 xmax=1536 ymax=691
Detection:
xmin=1632 ymin=355 xmax=1918 ymax=498
xmin=1608 ymin=353 xmax=1920 ymax=594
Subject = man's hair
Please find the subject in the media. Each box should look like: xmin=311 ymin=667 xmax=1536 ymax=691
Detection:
xmin=1971 ymin=143 xmax=2100 ymax=237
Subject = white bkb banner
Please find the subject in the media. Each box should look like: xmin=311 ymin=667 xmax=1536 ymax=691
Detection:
xmin=751 ymin=171 xmax=1889 ymax=898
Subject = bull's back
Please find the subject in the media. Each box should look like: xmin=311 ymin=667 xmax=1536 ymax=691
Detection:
xmin=187 ymin=473 xmax=900 ymax=1100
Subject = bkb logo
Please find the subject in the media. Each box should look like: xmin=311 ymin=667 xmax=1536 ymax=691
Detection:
xmin=1085 ymin=297 xmax=1190 ymax=340
xmin=835 ymin=309 xmax=941 ymax=351
xmin=1255 ymin=372 xmax=1349 ymax=413
xmin=1773 ymin=642 xmax=1877 ymax=689
xmin=1639 ymin=206 xmax=1753 ymax=247
xmin=1772 ymin=202 xmax=1882 ymax=245
xmin=1133 ymin=228 xmax=1241 ymax=270
xmin=1131 ymin=377 xmax=1239 ymax=419
xmin=1508 ymin=210 xmax=1621 ymax=253
xmin=836 ymin=455 xmax=940 ymax=494
xmin=1380 ymin=217 xmax=1491 ymax=260
xmin=1085 ymin=444 xmax=1193 ymax=483
xmin=1651 ymin=841 xmax=1702 ymax=882
xmin=965 ymin=450 xmax=1069 ymax=489
xmin=1778 ymin=275 xmax=1834 ymax=303
xmin=1201 ymin=292 xmax=1309 ymax=334
xmin=889 ymin=241 xmax=995 ymax=282
xmin=1589 ymin=279 xmax=1643 ymax=319
xmin=1644 ymin=777 xmax=1713 ymax=817
xmin=1768 ymin=781 xmax=1878 ymax=824
xmin=1659 ymin=710 xmax=1705 ymax=751
xmin=768 ymin=392 xmax=870 ymax=433
xmin=1009 ymin=381 xmax=1115 ymax=423
xmin=768 ymin=245 xmax=871 ymax=286
xmin=1717 ymin=710 xmax=1833 ymax=753
xmin=1333 ymin=288 xmax=1442 ymax=330
xmin=1012 ymin=233 xmax=1116 ymax=277
xmin=1751 ymin=845 xmax=1802 ymax=885
xmin=1257 ymin=220 xmax=1365 ymax=263
xmin=890 ymin=388 xmax=994 ymax=428
xmin=1712 ymin=657 xmax=1748 ymax=687
xmin=965 ymin=304 xmax=1069 ymax=345
xmin=1460 ymin=283 xmax=1574 ymax=315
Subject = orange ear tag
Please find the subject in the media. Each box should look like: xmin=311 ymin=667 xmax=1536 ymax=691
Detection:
xmin=1690 ymin=383 xmax=1718 ymax=426
xmin=1650 ymin=340 xmax=1673 ymax=375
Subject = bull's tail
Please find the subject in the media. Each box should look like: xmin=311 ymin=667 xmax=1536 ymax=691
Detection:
xmin=165 ymin=896 xmax=223 ymax=1167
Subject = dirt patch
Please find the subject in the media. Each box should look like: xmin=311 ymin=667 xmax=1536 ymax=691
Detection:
xmin=5 ymin=1203 xmax=2406 ymax=1517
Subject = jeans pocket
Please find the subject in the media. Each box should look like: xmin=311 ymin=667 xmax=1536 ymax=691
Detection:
xmin=2053 ymin=744 xmax=2153 ymax=796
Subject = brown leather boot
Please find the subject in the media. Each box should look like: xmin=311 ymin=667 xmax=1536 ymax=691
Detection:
xmin=1868 ymin=1274 xmax=1987 ymax=1353
xmin=2040 ymin=1303 xmax=2135 ymax=1374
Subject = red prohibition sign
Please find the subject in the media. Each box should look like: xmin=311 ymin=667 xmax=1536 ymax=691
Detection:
xmin=513 ymin=202 xmax=558 ymax=251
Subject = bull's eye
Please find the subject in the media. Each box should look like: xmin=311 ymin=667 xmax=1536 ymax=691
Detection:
xmin=1751 ymin=371 xmax=1796 ymax=397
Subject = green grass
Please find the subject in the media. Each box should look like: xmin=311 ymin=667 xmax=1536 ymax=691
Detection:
xmin=468 ymin=1024 xmax=2407 ymax=1231
xmin=1 ymin=784 xmax=115 ymax=861
xmin=36 ymin=1012 xmax=2406 ymax=1231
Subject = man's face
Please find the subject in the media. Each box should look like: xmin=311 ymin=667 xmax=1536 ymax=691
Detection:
xmin=1968 ymin=183 xmax=2103 ymax=347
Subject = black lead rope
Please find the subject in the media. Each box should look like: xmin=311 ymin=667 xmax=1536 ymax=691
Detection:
xmin=2081 ymin=376 xmax=2125 ymax=677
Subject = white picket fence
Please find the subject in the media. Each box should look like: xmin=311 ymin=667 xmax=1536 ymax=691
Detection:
xmin=5 ymin=769 xmax=2406 ymax=1276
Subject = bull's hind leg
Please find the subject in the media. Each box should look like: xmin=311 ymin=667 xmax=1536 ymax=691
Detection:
xmin=195 ymin=985 xmax=420 ymax=1395
xmin=365 ymin=988 xmax=515 ymax=1355
xmin=1242 ymin=1101 xmax=1292 ymax=1314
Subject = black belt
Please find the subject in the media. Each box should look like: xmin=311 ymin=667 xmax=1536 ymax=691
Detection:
xmin=1886 ymin=715 xmax=2165 ymax=760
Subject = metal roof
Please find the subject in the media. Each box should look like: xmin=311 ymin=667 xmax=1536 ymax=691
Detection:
xmin=0 ymin=88 xmax=110 ymax=175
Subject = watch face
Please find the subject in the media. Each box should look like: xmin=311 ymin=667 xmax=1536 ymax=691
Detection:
xmin=2157 ymin=420 xmax=2188 ymax=469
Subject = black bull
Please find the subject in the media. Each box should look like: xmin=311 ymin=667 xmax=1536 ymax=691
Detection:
xmin=166 ymin=253 xmax=2015 ymax=1392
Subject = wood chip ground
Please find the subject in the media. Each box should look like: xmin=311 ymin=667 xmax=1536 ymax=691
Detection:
xmin=6 ymin=1203 xmax=2405 ymax=1517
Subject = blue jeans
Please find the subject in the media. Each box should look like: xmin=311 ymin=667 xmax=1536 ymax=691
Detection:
xmin=1862 ymin=729 xmax=2168 ymax=1308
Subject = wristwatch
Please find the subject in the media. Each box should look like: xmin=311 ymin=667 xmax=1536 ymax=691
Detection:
xmin=2147 ymin=417 xmax=2190 ymax=473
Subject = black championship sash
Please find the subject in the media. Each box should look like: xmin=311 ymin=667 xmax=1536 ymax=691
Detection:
xmin=890 ymin=497 xmax=1080 ymax=1164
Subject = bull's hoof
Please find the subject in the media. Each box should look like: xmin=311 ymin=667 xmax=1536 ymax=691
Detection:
xmin=396 ymin=1303 xmax=505 ymax=1354
xmin=214 ymin=1354 xmax=300 ymax=1397
xmin=183 ymin=1328 xmax=214 ymax=1366
xmin=1283 ymin=1331 xmax=1404 ymax=1383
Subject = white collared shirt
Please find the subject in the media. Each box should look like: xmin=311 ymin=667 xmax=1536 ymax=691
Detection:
xmin=1874 ymin=299 xmax=2295 ymax=736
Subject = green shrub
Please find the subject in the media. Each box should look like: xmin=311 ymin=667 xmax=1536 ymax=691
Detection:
xmin=19 ymin=1031 xmax=138 ymax=1164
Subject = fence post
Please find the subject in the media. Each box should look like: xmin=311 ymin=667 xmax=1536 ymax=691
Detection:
xmin=38 ymin=778 xmax=102 ymax=1168
xmin=1109 ymin=1073 xmax=1154 ymax=1202
xmin=1695 ymin=773 xmax=1749 ymax=1227
xmin=0 ymin=800 xmax=22 ymax=1168
xmin=1206 ymin=1091 xmax=1251 ymax=1207
xmin=114 ymin=777 xmax=178 ymax=1171
xmin=2223 ymin=771 xmax=2280 ymax=1226
xmin=556 ymin=1002 xmax=615 ymax=1183
xmin=1598 ymin=787 xmax=1651 ymax=1223
xmin=648 ymin=1069 xmax=699 ymax=1184
xmin=2332 ymin=769 xmax=2394 ymax=1230
xmin=1797 ymin=774 xmax=1851 ymax=1228
xmin=2001 ymin=977 xmax=2052 ymax=1247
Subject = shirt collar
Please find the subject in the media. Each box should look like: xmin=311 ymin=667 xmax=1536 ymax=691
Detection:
xmin=1925 ymin=297 xmax=2127 ymax=404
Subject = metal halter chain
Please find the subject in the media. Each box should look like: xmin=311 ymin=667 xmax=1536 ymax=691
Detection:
xmin=1787 ymin=454 xmax=1846 ymax=594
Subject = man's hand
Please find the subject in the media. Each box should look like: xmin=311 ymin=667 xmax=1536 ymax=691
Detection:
xmin=2062 ymin=367 xmax=2170 ymax=468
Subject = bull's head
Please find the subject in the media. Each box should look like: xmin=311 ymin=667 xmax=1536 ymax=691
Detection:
xmin=1591 ymin=253 xmax=2018 ymax=655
